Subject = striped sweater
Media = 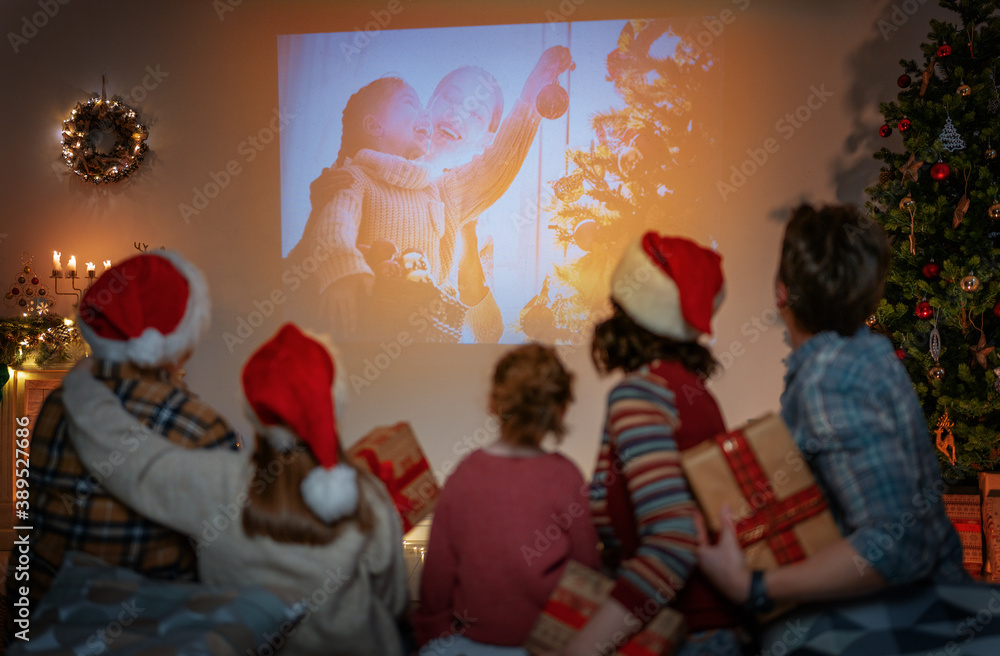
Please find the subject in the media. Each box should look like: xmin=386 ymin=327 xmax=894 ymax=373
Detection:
xmin=589 ymin=359 xmax=741 ymax=631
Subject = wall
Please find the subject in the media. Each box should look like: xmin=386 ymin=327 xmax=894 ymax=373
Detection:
xmin=0 ymin=0 xmax=946 ymax=479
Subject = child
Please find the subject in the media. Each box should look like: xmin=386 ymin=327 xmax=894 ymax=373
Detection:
xmin=561 ymin=233 xmax=744 ymax=656
xmin=286 ymin=46 xmax=572 ymax=339
xmin=413 ymin=344 xmax=600 ymax=655
xmin=60 ymin=323 xmax=409 ymax=656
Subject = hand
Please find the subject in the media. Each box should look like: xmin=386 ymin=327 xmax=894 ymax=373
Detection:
xmin=521 ymin=45 xmax=574 ymax=103
xmin=321 ymin=274 xmax=373 ymax=336
xmin=309 ymin=167 xmax=355 ymax=214
xmin=693 ymin=506 xmax=752 ymax=604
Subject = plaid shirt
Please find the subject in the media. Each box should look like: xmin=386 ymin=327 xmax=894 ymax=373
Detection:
xmin=780 ymin=328 xmax=967 ymax=586
xmin=11 ymin=359 xmax=241 ymax=608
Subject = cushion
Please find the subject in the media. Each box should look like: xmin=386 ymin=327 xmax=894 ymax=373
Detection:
xmin=7 ymin=552 xmax=304 ymax=655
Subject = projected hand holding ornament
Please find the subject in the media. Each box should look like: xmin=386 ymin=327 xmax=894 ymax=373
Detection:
xmin=521 ymin=45 xmax=574 ymax=107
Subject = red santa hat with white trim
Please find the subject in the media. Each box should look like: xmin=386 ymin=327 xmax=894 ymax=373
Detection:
xmin=610 ymin=232 xmax=725 ymax=341
xmin=77 ymin=251 xmax=211 ymax=367
xmin=242 ymin=323 xmax=358 ymax=524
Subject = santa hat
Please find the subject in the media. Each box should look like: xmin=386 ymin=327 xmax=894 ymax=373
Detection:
xmin=610 ymin=232 xmax=725 ymax=341
xmin=242 ymin=323 xmax=358 ymax=524
xmin=77 ymin=251 xmax=210 ymax=368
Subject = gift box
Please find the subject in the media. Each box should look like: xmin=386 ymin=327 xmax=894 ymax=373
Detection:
xmin=984 ymin=494 xmax=1000 ymax=584
xmin=680 ymin=413 xmax=841 ymax=619
xmin=347 ymin=422 xmax=440 ymax=532
xmin=943 ymin=493 xmax=983 ymax=578
xmin=524 ymin=561 xmax=685 ymax=656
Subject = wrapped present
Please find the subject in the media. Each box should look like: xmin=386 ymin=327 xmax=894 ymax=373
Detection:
xmin=943 ymin=493 xmax=983 ymax=578
xmin=681 ymin=414 xmax=841 ymax=573
xmin=347 ymin=422 xmax=439 ymax=532
xmin=980 ymin=472 xmax=1000 ymax=498
xmin=524 ymin=561 xmax=685 ymax=656
xmin=983 ymin=494 xmax=999 ymax=583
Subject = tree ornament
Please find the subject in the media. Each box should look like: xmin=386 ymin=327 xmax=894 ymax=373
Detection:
xmin=898 ymin=118 xmax=912 ymax=133
xmin=915 ymin=300 xmax=933 ymax=319
xmin=879 ymin=124 xmax=893 ymax=138
xmin=929 ymin=365 xmax=946 ymax=380
xmin=897 ymin=73 xmax=912 ymax=88
xmin=878 ymin=170 xmax=893 ymax=186
xmin=573 ymin=219 xmax=598 ymax=251
xmin=535 ymin=83 xmax=569 ymax=120
xmin=939 ymin=114 xmax=966 ymax=151
xmin=930 ymin=324 xmax=941 ymax=361
xmin=899 ymin=154 xmax=923 ymax=182
xmin=930 ymin=161 xmax=951 ymax=180
xmin=866 ymin=314 xmax=878 ymax=327
xmin=961 ymin=274 xmax=980 ymax=292
xmin=986 ymin=147 xmax=997 ymax=160
xmin=957 ymin=83 xmax=972 ymax=97
xmin=994 ymin=299 xmax=1000 ymax=318
xmin=953 ymin=193 xmax=970 ymax=228
xmin=934 ymin=411 xmax=956 ymax=465
xmin=617 ymin=146 xmax=643 ymax=175
xmin=895 ymin=348 xmax=907 ymax=360
xmin=990 ymin=202 xmax=1000 ymax=219
xmin=553 ymin=174 xmax=584 ymax=203
xmin=937 ymin=44 xmax=952 ymax=57
xmin=899 ymin=196 xmax=915 ymax=209
xmin=970 ymin=330 xmax=995 ymax=369
xmin=922 ymin=262 xmax=941 ymax=279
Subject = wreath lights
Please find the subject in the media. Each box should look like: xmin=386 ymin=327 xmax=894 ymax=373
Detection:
xmin=61 ymin=80 xmax=149 ymax=184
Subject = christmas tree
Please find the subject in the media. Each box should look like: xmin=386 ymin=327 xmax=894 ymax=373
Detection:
xmin=518 ymin=18 xmax=721 ymax=342
xmin=866 ymin=0 xmax=1000 ymax=480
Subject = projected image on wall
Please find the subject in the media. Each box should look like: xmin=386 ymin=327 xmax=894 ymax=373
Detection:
xmin=278 ymin=18 xmax=723 ymax=344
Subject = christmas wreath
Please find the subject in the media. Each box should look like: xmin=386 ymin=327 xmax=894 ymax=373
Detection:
xmin=61 ymin=88 xmax=148 ymax=184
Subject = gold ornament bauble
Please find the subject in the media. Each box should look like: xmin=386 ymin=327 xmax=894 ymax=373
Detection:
xmin=961 ymin=274 xmax=981 ymax=292
xmin=900 ymin=196 xmax=915 ymax=210
xmin=929 ymin=365 xmax=946 ymax=380
xmin=573 ymin=219 xmax=599 ymax=251
xmin=958 ymin=84 xmax=972 ymax=97
xmin=990 ymin=203 xmax=1000 ymax=219
xmin=866 ymin=314 xmax=878 ymax=327
xmin=553 ymin=175 xmax=584 ymax=203
xmin=987 ymin=147 xmax=997 ymax=160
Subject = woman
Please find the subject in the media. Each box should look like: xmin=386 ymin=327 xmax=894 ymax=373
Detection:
xmin=560 ymin=232 xmax=744 ymax=656
xmin=60 ymin=323 xmax=408 ymax=656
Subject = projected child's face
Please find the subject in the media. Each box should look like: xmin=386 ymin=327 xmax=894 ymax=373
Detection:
xmin=374 ymin=85 xmax=432 ymax=160
xmin=427 ymin=68 xmax=501 ymax=162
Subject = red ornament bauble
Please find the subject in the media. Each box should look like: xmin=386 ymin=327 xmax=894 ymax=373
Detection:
xmin=937 ymin=44 xmax=952 ymax=57
xmin=916 ymin=300 xmax=933 ymax=319
xmin=31 ymin=277 xmax=39 ymax=285
xmin=879 ymin=124 xmax=893 ymax=138
xmin=930 ymin=162 xmax=951 ymax=180
xmin=895 ymin=348 xmax=907 ymax=360
xmin=897 ymin=74 xmax=912 ymax=88
xmin=994 ymin=299 xmax=1000 ymax=318
xmin=898 ymin=118 xmax=912 ymax=133
xmin=922 ymin=262 xmax=941 ymax=279
xmin=535 ymin=83 xmax=569 ymax=120
xmin=10 ymin=287 xmax=20 ymax=296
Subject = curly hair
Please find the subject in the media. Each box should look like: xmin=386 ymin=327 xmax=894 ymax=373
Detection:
xmin=335 ymin=76 xmax=408 ymax=167
xmin=490 ymin=343 xmax=574 ymax=446
xmin=591 ymin=303 xmax=719 ymax=377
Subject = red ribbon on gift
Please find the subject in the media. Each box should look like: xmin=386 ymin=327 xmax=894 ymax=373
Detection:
xmin=716 ymin=429 xmax=829 ymax=565
xmin=354 ymin=448 xmax=430 ymax=525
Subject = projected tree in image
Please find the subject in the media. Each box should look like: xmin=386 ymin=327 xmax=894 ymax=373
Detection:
xmin=519 ymin=18 xmax=721 ymax=342
xmin=866 ymin=0 xmax=1000 ymax=479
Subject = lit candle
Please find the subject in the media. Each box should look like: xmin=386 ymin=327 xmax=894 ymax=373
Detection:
xmin=86 ymin=262 xmax=96 ymax=277
xmin=103 ymin=259 xmax=111 ymax=271
xmin=68 ymin=255 xmax=77 ymax=276
xmin=53 ymin=250 xmax=62 ymax=276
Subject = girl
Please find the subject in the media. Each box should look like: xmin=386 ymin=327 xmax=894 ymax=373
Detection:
xmin=560 ymin=233 xmax=744 ymax=656
xmin=285 ymin=47 xmax=572 ymax=340
xmin=60 ymin=323 xmax=409 ymax=656
xmin=414 ymin=344 xmax=600 ymax=655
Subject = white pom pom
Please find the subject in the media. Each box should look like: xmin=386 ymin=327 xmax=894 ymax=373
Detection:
xmin=301 ymin=464 xmax=359 ymax=523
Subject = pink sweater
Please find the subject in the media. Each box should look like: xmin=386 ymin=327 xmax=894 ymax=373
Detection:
xmin=414 ymin=450 xmax=600 ymax=647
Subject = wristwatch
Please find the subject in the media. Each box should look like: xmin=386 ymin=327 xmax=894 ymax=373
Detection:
xmin=743 ymin=570 xmax=775 ymax=615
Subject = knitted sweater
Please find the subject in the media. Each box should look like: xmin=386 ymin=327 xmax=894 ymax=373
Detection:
xmin=413 ymin=450 xmax=600 ymax=647
xmin=60 ymin=363 xmax=409 ymax=656
xmin=589 ymin=360 xmax=741 ymax=633
xmin=300 ymin=98 xmax=540 ymax=294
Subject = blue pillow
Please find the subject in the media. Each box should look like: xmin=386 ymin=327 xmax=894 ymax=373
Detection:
xmin=8 ymin=551 xmax=304 ymax=655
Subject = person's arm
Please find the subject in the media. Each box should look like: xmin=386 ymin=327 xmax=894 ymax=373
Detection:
xmin=60 ymin=359 xmax=244 ymax=538
xmin=563 ymin=380 xmax=697 ymax=656
xmin=562 ymin=465 xmax=601 ymax=571
xmin=412 ymin=487 xmax=460 ymax=645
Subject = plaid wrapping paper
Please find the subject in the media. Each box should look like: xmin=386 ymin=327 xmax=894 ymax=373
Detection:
xmin=524 ymin=561 xmax=685 ymax=656
xmin=680 ymin=414 xmax=840 ymax=619
xmin=347 ymin=422 xmax=439 ymax=533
